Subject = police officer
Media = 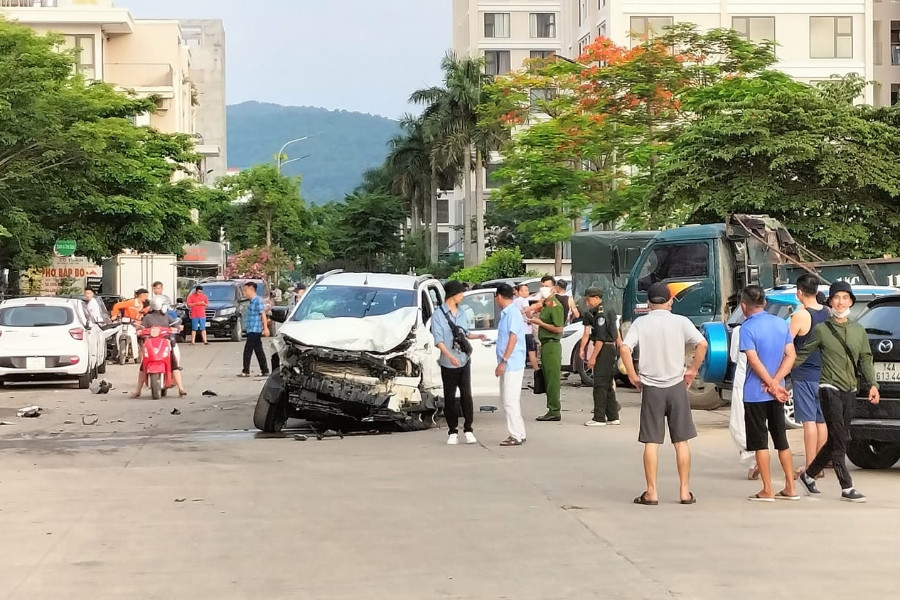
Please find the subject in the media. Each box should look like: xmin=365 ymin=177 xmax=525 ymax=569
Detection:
xmin=580 ymin=287 xmax=620 ymax=427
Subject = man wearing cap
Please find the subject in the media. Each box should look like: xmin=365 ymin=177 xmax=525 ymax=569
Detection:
xmin=621 ymin=282 xmax=708 ymax=505
xmin=530 ymin=287 xmax=565 ymax=422
xmin=581 ymin=287 xmax=621 ymax=427
xmin=777 ymin=281 xmax=880 ymax=503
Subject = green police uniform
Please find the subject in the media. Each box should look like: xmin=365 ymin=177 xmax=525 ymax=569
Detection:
xmin=538 ymin=299 xmax=565 ymax=417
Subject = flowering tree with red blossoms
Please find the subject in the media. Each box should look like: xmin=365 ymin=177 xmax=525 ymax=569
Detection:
xmin=225 ymin=245 xmax=293 ymax=282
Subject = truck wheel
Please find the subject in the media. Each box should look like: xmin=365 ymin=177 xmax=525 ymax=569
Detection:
xmin=231 ymin=319 xmax=243 ymax=342
xmin=77 ymin=370 xmax=91 ymax=389
xmin=149 ymin=373 xmax=162 ymax=399
xmin=846 ymin=441 xmax=900 ymax=470
xmin=253 ymin=392 xmax=286 ymax=433
xmin=688 ymin=378 xmax=723 ymax=410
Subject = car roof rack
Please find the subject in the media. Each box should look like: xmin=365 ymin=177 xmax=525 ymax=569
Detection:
xmin=316 ymin=269 xmax=344 ymax=282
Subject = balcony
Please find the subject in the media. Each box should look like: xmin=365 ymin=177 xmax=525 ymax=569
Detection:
xmin=0 ymin=0 xmax=134 ymax=34
xmin=103 ymin=63 xmax=174 ymax=97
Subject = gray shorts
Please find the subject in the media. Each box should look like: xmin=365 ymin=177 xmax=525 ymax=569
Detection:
xmin=638 ymin=381 xmax=697 ymax=444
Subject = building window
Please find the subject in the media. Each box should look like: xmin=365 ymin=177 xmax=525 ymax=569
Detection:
xmin=732 ymin=16 xmax=775 ymax=44
xmin=891 ymin=21 xmax=900 ymax=65
xmin=529 ymin=88 xmax=557 ymax=107
xmin=438 ymin=232 xmax=450 ymax=253
xmin=630 ymin=16 xmax=674 ymax=42
xmin=810 ymin=16 xmax=853 ymax=59
xmin=437 ymin=199 xmax=449 ymax=224
xmin=61 ymin=34 xmax=96 ymax=79
xmin=530 ymin=13 xmax=556 ymax=38
xmin=530 ymin=50 xmax=555 ymax=60
xmin=599 ymin=21 xmax=607 ymax=38
xmin=484 ymin=50 xmax=511 ymax=75
xmin=891 ymin=83 xmax=900 ymax=106
xmin=484 ymin=13 xmax=510 ymax=38
xmin=578 ymin=34 xmax=591 ymax=56
xmin=486 ymin=163 xmax=504 ymax=189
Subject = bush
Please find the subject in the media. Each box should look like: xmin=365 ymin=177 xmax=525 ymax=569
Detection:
xmin=449 ymin=248 xmax=525 ymax=284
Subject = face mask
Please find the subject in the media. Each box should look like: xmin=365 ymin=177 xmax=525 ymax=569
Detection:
xmin=539 ymin=287 xmax=553 ymax=300
xmin=831 ymin=307 xmax=852 ymax=319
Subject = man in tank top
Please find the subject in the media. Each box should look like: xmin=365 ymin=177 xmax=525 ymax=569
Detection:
xmin=789 ymin=274 xmax=831 ymax=474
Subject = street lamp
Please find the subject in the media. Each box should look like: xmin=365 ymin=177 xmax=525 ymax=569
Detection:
xmin=279 ymin=154 xmax=312 ymax=171
xmin=276 ymin=134 xmax=321 ymax=173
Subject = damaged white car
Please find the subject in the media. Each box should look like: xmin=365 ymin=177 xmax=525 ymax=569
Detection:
xmin=254 ymin=271 xmax=495 ymax=433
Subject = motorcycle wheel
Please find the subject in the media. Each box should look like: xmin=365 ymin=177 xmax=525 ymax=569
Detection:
xmin=117 ymin=339 xmax=127 ymax=365
xmin=149 ymin=373 xmax=162 ymax=400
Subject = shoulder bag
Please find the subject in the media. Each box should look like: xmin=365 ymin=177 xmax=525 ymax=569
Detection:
xmin=823 ymin=321 xmax=863 ymax=384
xmin=442 ymin=307 xmax=473 ymax=356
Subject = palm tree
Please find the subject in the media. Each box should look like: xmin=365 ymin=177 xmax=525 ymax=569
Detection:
xmin=386 ymin=116 xmax=430 ymax=238
xmin=411 ymin=52 xmax=498 ymax=267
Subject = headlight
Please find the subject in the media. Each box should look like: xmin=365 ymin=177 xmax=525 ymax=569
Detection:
xmin=219 ymin=307 xmax=236 ymax=316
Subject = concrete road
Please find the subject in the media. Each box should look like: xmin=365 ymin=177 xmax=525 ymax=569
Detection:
xmin=0 ymin=340 xmax=897 ymax=599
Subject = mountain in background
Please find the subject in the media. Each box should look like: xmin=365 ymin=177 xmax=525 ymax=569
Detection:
xmin=226 ymin=102 xmax=400 ymax=204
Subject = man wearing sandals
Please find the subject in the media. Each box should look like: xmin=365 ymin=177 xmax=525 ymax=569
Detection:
xmin=738 ymin=286 xmax=799 ymax=502
xmin=621 ymin=282 xmax=707 ymax=506
xmin=494 ymin=283 xmax=527 ymax=446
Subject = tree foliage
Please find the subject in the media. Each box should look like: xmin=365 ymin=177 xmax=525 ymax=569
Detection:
xmin=225 ymin=245 xmax=294 ymax=281
xmin=450 ymin=247 xmax=525 ymax=284
xmin=0 ymin=21 xmax=207 ymax=270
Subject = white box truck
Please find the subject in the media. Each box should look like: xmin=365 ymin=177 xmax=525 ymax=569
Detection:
xmin=102 ymin=254 xmax=177 ymax=299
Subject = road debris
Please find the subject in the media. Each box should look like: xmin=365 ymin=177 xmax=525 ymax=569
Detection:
xmin=202 ymin=390 xmax=218 ymax=397
xmin=82 ymin=416 xmax=99 ymax=426
xmin=17 ymin=406 xmax=41 ymax=418
xmin=293 ymin=434 xmax=308 ymax=441
xmin=174 ymin=498 xmax=186 ymax=503
xmin=170 ymin=408 xmax=181 ymax=416
xmin=479 ymin=405 xmax=498 ymax=413
xmin=0 ymin=421 xmax=15 ymax=426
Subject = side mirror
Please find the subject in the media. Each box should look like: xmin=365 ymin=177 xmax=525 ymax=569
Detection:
xmin=270 ymin=306 xmax=288 ymax=324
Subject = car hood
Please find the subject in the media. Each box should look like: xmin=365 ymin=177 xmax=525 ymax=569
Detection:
xmin=278 ymin=306 xmax=418 ymax=353
xmin=207 ymin=300 xmax=236 ymax=311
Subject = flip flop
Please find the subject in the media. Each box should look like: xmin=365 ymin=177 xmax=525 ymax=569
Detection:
xmin=633 ymin=492 xmax=658 ymax=506
xmin=748 ymin=493 xmax=775 ymax=502
xmin=747 ymin=466 xmax=760 ymax=480
xmin=775 ymin=491 xmax=801 ymax=501
xmin=680 ymin=492 xmax=696 ymax=505
xmin=499 ymin=437 xmax=523 ymax=447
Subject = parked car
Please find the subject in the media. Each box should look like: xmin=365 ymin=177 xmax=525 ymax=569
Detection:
xmin=846 ymin=294 xmax=900 ymax=469
xmin=177 ymin=281 xmax=247 ymax=341
xmin=706 ymin=284 xmax=897 ymax=429
xmin=0 ymin=297 xmax=105 ymax=388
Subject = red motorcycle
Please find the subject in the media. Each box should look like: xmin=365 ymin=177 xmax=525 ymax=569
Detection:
xmin=139 ymin=326 xmax=173 ymax=399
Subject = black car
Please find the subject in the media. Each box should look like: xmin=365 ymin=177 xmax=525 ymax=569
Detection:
xmin=178 ymin=281 xmax=246 ymax=342
xmin=848 ymin=294 xmax=900 ymax=469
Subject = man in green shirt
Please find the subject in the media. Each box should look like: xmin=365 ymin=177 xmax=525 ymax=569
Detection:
xmin=775 ymin=281 xmax=880 ymax=503
xmin=530 ymin=287 xmax=565 ymax=421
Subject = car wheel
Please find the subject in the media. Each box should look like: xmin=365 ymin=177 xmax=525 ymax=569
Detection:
xmin=846 ymin=441 xmax=900 ymax=470
xmin=688 ymin=377 xmax=723 ymax=410
xmin=573 ymin=350 xmax=593 ymax=386
xmin=253 ymin=391 xmax=286 ymax=433
xmin=149 ymin=373 xmax=162 ymax=400
xmin=77 ymin=370 xmax=91 ymax=389
xmin=231 ymin=319 xmax=243 ymax=342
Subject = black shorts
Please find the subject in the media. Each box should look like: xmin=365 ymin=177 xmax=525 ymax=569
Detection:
xmin=638 ymin=381 xmax=697 ymax=444
xmin=744 ymin=400 xmax=789 ymax=452
xmin=525 ymin=333 xmax=537 ymax=353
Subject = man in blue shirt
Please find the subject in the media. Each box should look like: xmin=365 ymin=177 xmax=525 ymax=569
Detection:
xmin=739 ymin=285 xmax=798 ymax=502
xmin=494 ymin=283 xmax=528 ymax=446
xmin=240 ymin=281 xmax=269 ymax=378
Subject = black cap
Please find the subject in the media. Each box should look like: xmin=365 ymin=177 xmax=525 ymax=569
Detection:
xmin=295 ymin=283 xmax=307 ymax=291
xmin=584 ymin=287 xmax=603 ymax=299
xmin=444 ymin=280 xmax=466 ymax=298
xmin=647 ymin=282 xmax=671 ymax=304
xmin=828 ymin=281 xmax=856 ymax=305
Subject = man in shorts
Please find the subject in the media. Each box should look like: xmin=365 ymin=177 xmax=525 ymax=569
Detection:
xmin=621 ymin=282 xmax=707 ymax=505
xmin=186 ymin=286 xmax=210 ymax=345
xmin=739 ymin=285 xmax=799 ymax=502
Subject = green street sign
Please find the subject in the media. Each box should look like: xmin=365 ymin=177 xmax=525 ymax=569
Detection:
xmin=54 ymin=239 xmax=77 ymax=257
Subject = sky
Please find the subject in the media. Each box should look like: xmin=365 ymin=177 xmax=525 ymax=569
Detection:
xmin=124 ymin=0 xmax=451 ymax=119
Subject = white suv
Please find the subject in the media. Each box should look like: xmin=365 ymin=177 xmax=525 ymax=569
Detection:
xmin=255 ymin=272 xmax=496 ymax=432
xmin=0 ymin=297 xmax=105 ymax=388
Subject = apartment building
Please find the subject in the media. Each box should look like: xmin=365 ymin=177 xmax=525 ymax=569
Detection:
xmin=0 ymin=0 xmax=225 ymax=180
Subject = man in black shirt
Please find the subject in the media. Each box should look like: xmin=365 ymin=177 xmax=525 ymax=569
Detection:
xmin=580 ymin=288 xmax=620 ymax=427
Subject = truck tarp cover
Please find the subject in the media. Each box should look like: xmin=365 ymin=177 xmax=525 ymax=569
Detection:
xmin=570 ymin=231 xmax=656 ymax=315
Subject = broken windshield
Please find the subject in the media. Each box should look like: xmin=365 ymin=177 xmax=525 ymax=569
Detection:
xmin=290 ymin=286 xmax=416 ymax=321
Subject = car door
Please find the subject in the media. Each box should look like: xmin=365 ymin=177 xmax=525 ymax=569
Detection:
xmin=459 ymin=290 xmax=501 ymax=396
xmin=72 ymin=302 xmax=97 ymax=371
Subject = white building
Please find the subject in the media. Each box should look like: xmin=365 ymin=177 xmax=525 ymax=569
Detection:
xmin=449 ymin=0 xmax=900 ymax=255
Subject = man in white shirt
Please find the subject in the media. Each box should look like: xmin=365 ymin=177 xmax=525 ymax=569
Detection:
xmin=621 ymin=282 xmax=708 ymax=506
xmin=83 ymin=288 xmax=105 ymax=324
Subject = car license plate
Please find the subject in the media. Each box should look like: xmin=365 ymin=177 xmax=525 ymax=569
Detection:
xmin=26 ymin=357 xmax=44 ymax=370
xmin=874 ymin=362 xmax=900 ymax=383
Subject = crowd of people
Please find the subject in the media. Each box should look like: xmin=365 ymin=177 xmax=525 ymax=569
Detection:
xmin=433 ymin=275 xmax=880 ymax=506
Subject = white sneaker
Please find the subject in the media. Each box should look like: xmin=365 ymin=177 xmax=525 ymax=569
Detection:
xmin=584 ymin=419 xmax=607 ymax=427
xmin=447 ymin=433 xmax=459 ymax=445
xmin=608 ymin=420 xmax=621 ymax=426
xmin=464 ymin=432 xmax=478 ymax=444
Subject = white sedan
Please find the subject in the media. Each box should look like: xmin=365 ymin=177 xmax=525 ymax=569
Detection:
xmin=0 ymin=297 xmax=105 ymax=388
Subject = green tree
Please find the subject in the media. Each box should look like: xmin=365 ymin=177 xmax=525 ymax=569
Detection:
xmin=214 ymin=164 xmax=326 ymax=270
xmin=649 ymin=73 xmax=900 ymax=258
xmin=0 ymin=21 xmax=207 ymax=270
xmin=329 ymin=191 xmax=405 ymax=271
